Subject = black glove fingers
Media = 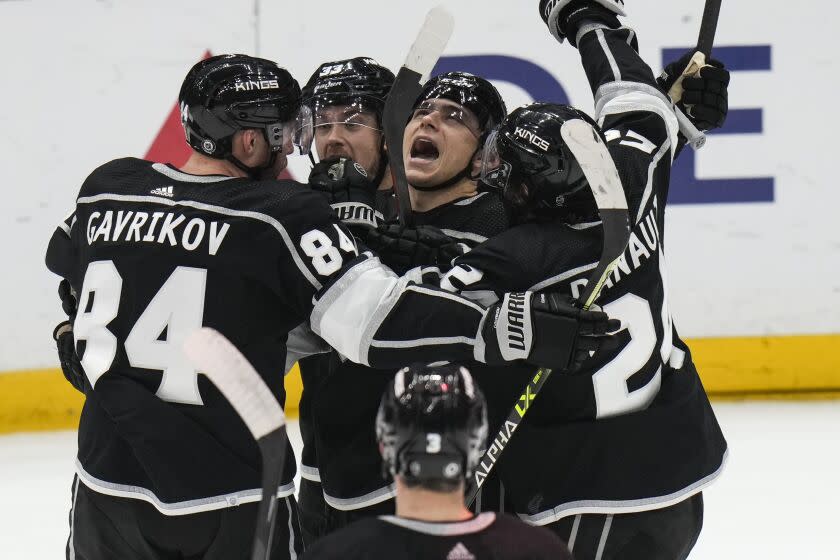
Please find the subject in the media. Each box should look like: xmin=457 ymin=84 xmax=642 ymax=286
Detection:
xmin=576 ymin=335 xmax=601 ymax=354
xmin=699 ymin=64 xmax=730 ymax=86
xmin=685 ymin=105 xmax=720 ymax=129
xmin=680 ymin=89 xmax=724 ymax=109
xmin=681 ymin=76 xmax=726 ymax=97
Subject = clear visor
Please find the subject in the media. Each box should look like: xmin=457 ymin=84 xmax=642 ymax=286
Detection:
xmin=410 ymin=99 xmax=481 ymax=138
xmin=478 ymin=128 xmax=511 ymax=190
xmin=265 ymin=104 xmax=313 ymax=155
xmin=312 ymin=99 xmax=382 ymax=134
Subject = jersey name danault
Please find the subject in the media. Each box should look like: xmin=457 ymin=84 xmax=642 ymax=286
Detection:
xmin=85 ymin=210 xmax=231 ymax=256
xmin=571 ymin=197 xmax=662 ymax=299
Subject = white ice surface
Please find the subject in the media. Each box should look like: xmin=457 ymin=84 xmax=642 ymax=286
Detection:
xmin=1 ymin=402 xmax=838 ymax=558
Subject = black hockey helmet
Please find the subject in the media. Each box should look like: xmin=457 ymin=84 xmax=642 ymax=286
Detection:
xmin=376 ymin=363 xmax=488 ymax=490
xmin=178 ymin=54 xmax=313 ymax=173
xmin=302 ymin=57 xmax=394 ymax=183
xmin=415 ymin=72 xmax=507 ymax=132
xmin=408 ymin=72 xmax=507 ymax=191
xmin=302 ymin=57 xmax=395 ymax=125
xmin=481 ymin=102 xmax=604 ymax=217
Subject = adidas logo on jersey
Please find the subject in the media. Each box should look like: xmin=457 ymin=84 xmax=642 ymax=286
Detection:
xmin=447 ymin=542 xmax=476 ymax=560
xmin=150 ymin=186 xmax=174 ymax=198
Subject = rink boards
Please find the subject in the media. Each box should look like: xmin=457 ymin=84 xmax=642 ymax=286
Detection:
xmin=2 ymin=333 xmax=838 ymax=434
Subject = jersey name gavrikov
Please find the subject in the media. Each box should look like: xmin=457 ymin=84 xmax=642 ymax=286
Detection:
xmin=86 ymin=210 xmax=231 ymax=256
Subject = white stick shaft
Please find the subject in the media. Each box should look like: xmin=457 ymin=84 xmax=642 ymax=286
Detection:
xmin=184 ymin=328 xmax=285 ymax=440
xmin=404 ymin=5 xmax=455 ymax=83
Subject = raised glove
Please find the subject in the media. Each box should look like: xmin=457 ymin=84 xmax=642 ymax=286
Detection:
xmin=481 ymin=291 xmax=620 ymax=370
xmin=360 ymin=224 xmax=467 ymax=275
xmin=539 ymin=0 xmax=625 ymax=46
xmin=658 ymin=51 xmax=730 ymax=131
xmin=53 ymin=321 xmax=86 ymax=393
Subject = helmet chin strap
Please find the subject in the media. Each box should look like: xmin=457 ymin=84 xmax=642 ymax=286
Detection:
xmin=227 ymin=130 xmax=279 ymax=178
xmin=372 ymin=136 xmax=389 ymax=187
xmin=227 ymin=151 xmax=278 ymax=179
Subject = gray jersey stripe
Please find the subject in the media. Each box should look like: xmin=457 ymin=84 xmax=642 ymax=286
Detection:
xmin=528 ymin=262 xmax=598 ymax=292
xmin=594 ymin=515 xmax=614 ymax=560
xmin=636 ymin=138 xmax=672 ymax=225
xmin=285 ymin=496 xmax=298 ymax=560
xmin=323 ymin=484 xmax=396 ymax=511
xmin=151 ymin=163 xmax=235 ymax=183
xmin=518 ymin=449 xmax=728 ymax=525
xmin=596 ymin=29 xmax=622 ymax=82
xmin=68 ymin=476 xmax=80 ymax=560
xmin=567 ymin=514 xmax=581 ymax=552
xmin=76 ymin=460 xmax=295 ymax=516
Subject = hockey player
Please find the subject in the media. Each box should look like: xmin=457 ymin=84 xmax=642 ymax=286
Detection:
xmin=293 ymin=56 xmax=396 ymax=546
xmin=402 ymin=71 xmax=510 ymax=244
xmin=295 ymin=72 xmax=513 ymax=541
xmin=301 ymin=363 xmax=572 ymax=559
xmin=46 ymin=54 xmax=619 ymax=560
xmin=301 ymin=57 xmax=397 ymax=224
xmin=414 ymin=2 xmax=728 ymax=558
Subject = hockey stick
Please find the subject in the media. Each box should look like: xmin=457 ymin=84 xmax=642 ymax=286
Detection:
xmin=381 ymin=5 xmax=455 ymax=227
xmin=670 ymin=0 xmax=724 ymax=149
xmin=184 ymin=328 xmax=287 ymax=560
xmin=466 ymin=120 xmax=630 ymax=507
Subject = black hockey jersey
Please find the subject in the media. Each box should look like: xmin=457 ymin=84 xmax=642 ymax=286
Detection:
xmin=44 ymin=158 xmax=499 ymax=514
xmin=300 ymin=512 xmax=571 ymax=560
xmin=431 ymin=27 xmax=728 ymax=523
xmin=303 ymin=191 xmax=511 ymax=511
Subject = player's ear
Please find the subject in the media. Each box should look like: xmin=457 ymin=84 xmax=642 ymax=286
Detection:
xmin=244 ymin=129 xmax=260 ymax=154
xmin=470 ymin=148 xmax=483 ymax=177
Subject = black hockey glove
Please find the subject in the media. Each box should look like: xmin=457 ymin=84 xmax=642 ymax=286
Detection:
xmin=360 ymin=224 xmax=467 ymax=275
xmin=310 ymin=157 xmax=381 ymax=229
xmin=309 ymin=157 xmax=378 ymax=207
xmin=539 ymin=0 xmax=625 ymax=47
xmin=481 ymin=291 xmax=620 ymax=370
xmin=658 ymin=52 xmax=730 ymax=132
xmin=54 ymin=279 xmax=85 ymax=393
xmin=53 ymin=321 xmax=86 ymax=394
xmin=58 ymin=279 xmax=77 ymax=319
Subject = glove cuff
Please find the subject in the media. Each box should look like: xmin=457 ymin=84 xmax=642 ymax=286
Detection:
xmin=481 ymin=292 xmax=535 ymax=364
xmin=541 ymin=0 xmax=626 ymax=44
xmin=53 ymin=320 xmax=73 ymax=341
xmin=331 ymin=201 xmax=380 ymax=228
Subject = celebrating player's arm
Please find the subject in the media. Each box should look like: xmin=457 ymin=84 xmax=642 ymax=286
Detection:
xmin=46 ymin=212 xmax=87 ymax=394
xmin=539 ymin=0 xmax=729 ymax=218
xmin=302 ymin=229 xmax=617 ymax=371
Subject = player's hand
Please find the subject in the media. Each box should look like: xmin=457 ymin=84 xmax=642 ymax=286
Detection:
xmin=359 ymin=224 xmax=466 ymax=275
xmin=539 ymin=0 xmax=625 ymax=46
xmin=53 ymin=321 xmax=86 ymax=394
xmin=658 ymin=51 xmax=730 ymax=131
xmin=481 ymin=291 xmax=620 ymax=370
xmin=309 ymin=157 xmax=378 ymax=207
